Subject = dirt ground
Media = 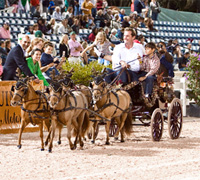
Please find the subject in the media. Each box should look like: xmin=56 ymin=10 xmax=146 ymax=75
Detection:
xmin=0 ymin=117 xmax=200 ymax=180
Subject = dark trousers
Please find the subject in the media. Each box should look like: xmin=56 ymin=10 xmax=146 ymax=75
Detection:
xmin=160 ymin=58 xmax=174 ymax=77
xmin=130 ymin=71 xmax=155 ymax=95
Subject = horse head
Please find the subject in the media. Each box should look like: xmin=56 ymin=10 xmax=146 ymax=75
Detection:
xmin=91 ymin=74 xmax=107 ymax=102
xmin=47 ymin=81 xmax=63 ymax=109
xmin=11 ymin=78 xmax=29 ymax=106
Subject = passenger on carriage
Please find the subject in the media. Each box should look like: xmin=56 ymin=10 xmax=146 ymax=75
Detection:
xmin=130 ymin=42 xmax=160 ymax=98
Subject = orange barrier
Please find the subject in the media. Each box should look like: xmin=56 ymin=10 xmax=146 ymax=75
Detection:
xmin=0 ymin=81 xmax=44 ymax=134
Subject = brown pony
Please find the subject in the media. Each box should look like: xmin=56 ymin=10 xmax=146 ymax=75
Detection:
xmin=47 ymin=81 xmax=90 ymax=152
xmin=11 ymin=78 xmax=52 ymax=150
xmin=91 ymin=74 xmax=132 ymax=145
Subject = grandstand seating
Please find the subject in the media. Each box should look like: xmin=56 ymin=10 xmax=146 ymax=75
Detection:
xmin=0 ymin=11 xmax=199 ymax=53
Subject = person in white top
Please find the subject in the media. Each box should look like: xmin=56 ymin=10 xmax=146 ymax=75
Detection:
xmin=52 ymin=6 xmax=63 ymax=22
xmin=95 ymin=27 xmax=145 ymax=85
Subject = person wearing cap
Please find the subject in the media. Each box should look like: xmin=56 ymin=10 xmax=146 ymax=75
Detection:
xmin=2 ymin=35 xmax=39 ymax=82
xmin=68 ymin=31 xmax=83 ymax=64
xmin=35 ymin=30 xmax=43 ymax=38
xmin=0 ymin=21 xmax=11 ymax=40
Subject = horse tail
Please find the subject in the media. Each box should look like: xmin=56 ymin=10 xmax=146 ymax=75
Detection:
xmin=124 ymin=112 xmax=132 ymax=136
xmin=81 ymin=112 xmax=91 ymax=137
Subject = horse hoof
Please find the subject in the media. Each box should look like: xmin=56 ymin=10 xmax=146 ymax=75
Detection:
xmin=91 ymin=140 xmax=95 ymax=144
xmin=45 ymin=141 xmax=48 ymax=146
xmin=17 ymin=145 xmax=22 ymax=149
xmin=41 ymin=148 xmax=45 ymax=151
xmin=114 ymin=137 xmax=118 ymax=140
xmin=70 ymin=146 xmax=76 ymax=150
xmin=105 ymin=142 xmax=110 ymax=145
xmin=48 ymin=149 xmax=52 ymax=153
xmin=57 ymin=140 xmax=61 ymax=145
xmin=121 ymin=140 xmax=125 ymax=143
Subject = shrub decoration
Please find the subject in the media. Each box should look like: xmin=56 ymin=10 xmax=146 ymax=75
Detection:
xmin=62 ymin=61 xmax=111 ymax=86
xmin=186 ymin=54 xmax=200 ymax=105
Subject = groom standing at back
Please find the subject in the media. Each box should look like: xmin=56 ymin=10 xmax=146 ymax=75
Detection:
xmin=2 ymin=35 xmax=39 ymax=82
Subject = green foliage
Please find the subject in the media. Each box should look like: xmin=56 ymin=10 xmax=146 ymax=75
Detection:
xmin=186 ymin=54 xmax=200 ymax=105
xmin=62 ymin=61 xmax=111 ymax=86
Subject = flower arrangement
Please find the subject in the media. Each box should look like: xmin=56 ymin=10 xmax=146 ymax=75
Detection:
xmin=186 ymin=54 xmax=200 ymax=105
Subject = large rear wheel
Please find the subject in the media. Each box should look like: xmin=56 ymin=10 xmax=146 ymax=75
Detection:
xmin=151 ymin=108 xmax=164 ymax=141
xmin=168 ymin=98 xmax=183 ymax=139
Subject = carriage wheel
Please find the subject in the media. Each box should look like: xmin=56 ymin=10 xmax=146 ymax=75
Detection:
xmin=87 ymin=123 xmax=99 ymax=139
xmin=109 ymin=119 xmax=118 ymax=137
xmin=168 ymin=98 xmax=183 ymax=139
xmin=151 ymin=108 xmax=164 ymax=141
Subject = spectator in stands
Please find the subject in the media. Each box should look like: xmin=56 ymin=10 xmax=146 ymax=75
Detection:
xmin=88 ymin=27 xmax=98 ymax=42
xmin=0 ymin=41 xmax=7 ymax=65
xmin=26 ymin=26 xmax=34 ymax=35
xmin=27 ymin=37 xmax=45 ymax=55
xmin=32 ymin=5 xmax=41 ymax=18
xmin=137 ymin=34 xmax=146 ymax=47
xmin=26 ymin=48 xmax=49 ymax=86
xmin=178 ymin=51 xmax=190 ymax=71
xmin=2 ymin=35 xmax=38 ymax=81
xmin=109 ymin=28 xmax=120 ymax=42
xmin=91 ymin=0 xmax=97 ymax=18
xmin=104 ymin=9 xmax=112 ymax=21
xmin=0 ymin=58 xmax=3 ymax=77
xmin=157 ymin=42 xmax=174 ymax=77
xmin=71 ymin=18 xmax=80 ymax=35
xmin=30 ymin=0 xmax=40 ymax=15
xmin=88 ymin=14 xmax=95 ymax=28
xmin=5 ymin=39 xmax=11 ymax=54
xmin=144 ymin=17 xmax=157 ymax=31
xmin=81 ymin=0 xmax=94 ymax=15
xmin=0 ymin=0 xmax=8 ymax=10
xmin=96 ymin=0 xmax=103 ymax=11
xmin=37 ymin=18 xmax=48 ymax=35
xmin=48 ymin=0 xmax=55 ymax=15
xmin=78 ymin=0 xmax=84 ymax=14
xmin=62 ymin=6 xmax=73 ymax=19
xmin=40 ymin=42 xmax=63 ymax=78
xmin=185 ymin=43 xmax=192 ymax=55
xmin=68 ymin=31 xmax=83 ymax=64
xmin=46 ymin=18 xmax=56 ymax=34
xmin=74 ymin=0 xmax=79 ymax=16
xmin=150 ymin=0 xmax=161 ymax=21
xmin=134 ymin=0 xmax=145 ymax=16
xmin=122 ymin=16 xmax=130 ymax=28
xmin=81 ymin=31 xmax=115 ymax=65
xmin=0 ymin=21 xmax=11 ymax=40
xmin=111 ymin=14 xmax=121 ymax=30
xmin=59 ymin=34 xmax=70 ymax=58
xmin=80 ymin=14 xmax=90 ymax=28
xmin=52 ymin=6 xmax=63 ymax=22
xmin=58 ymin=19 xmax=72 ymax=34
xmin=131 ymin=0 xmax=135 ymax=13
xmin=42 ymin=0 xmax=50 ymax=14
xmin=33 ymin=23 xmax=39 ymax=33
xmin=95 ymin=9 xmax=106 ymax=28
xmin=119 ymin=9 xmax=126 ymax=22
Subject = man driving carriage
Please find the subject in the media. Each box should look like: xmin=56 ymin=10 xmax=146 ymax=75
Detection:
xmin=95 ymin=27 xmax=160 ymax=97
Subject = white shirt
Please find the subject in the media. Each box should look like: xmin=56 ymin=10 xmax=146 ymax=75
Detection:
xmin=112 ymin=42 xmax=145 ymax=71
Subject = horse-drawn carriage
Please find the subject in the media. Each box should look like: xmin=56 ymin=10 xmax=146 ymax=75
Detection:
xmin=91 ymin=70 xmax=183 ymax=142
xmin=9 ymin=68 xmax=183 ymax=152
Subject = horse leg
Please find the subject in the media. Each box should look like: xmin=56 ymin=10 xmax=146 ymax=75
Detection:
xmin=66 ymin=119 xmax=75 ymax=150
xmin=105 ymin=121 xmax=111 ymax=145
xmin=48 ymin=116 xmax=57 ymax=153
xmin=114 ymin=117 xmax=120 ymax=140
xmin=114 ymin=113 xmax=128 ymax=142
xmin=39 ymin=122 xmax=44 ymax=151
xmin=91 ymin=121 xmax=98 ymax=144
xmin=44 ymin=118 xmax=51 ymax=146
xmin=76 ymin=112 xmax=85 ymax=149
xmin=57 ymin=124 xmax=63 ymax=145
xmin=17 ymin=119 xmax=28 ymax=149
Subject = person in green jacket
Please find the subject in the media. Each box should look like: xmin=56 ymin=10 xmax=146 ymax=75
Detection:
xmin=26 ymin=48 xmax=49 ymax=86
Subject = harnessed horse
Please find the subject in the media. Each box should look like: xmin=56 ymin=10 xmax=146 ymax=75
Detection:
xmin=11 ymin=78 xmax=51 ymax=150
xmin=91 ymin=74 xmax=133 ymax=145
xmin=47 ymin=80 xmax=90 ymax=152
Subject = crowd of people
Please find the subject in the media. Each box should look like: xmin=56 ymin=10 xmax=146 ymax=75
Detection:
xmin=0 ymin=0 xmax=197 ymax=97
